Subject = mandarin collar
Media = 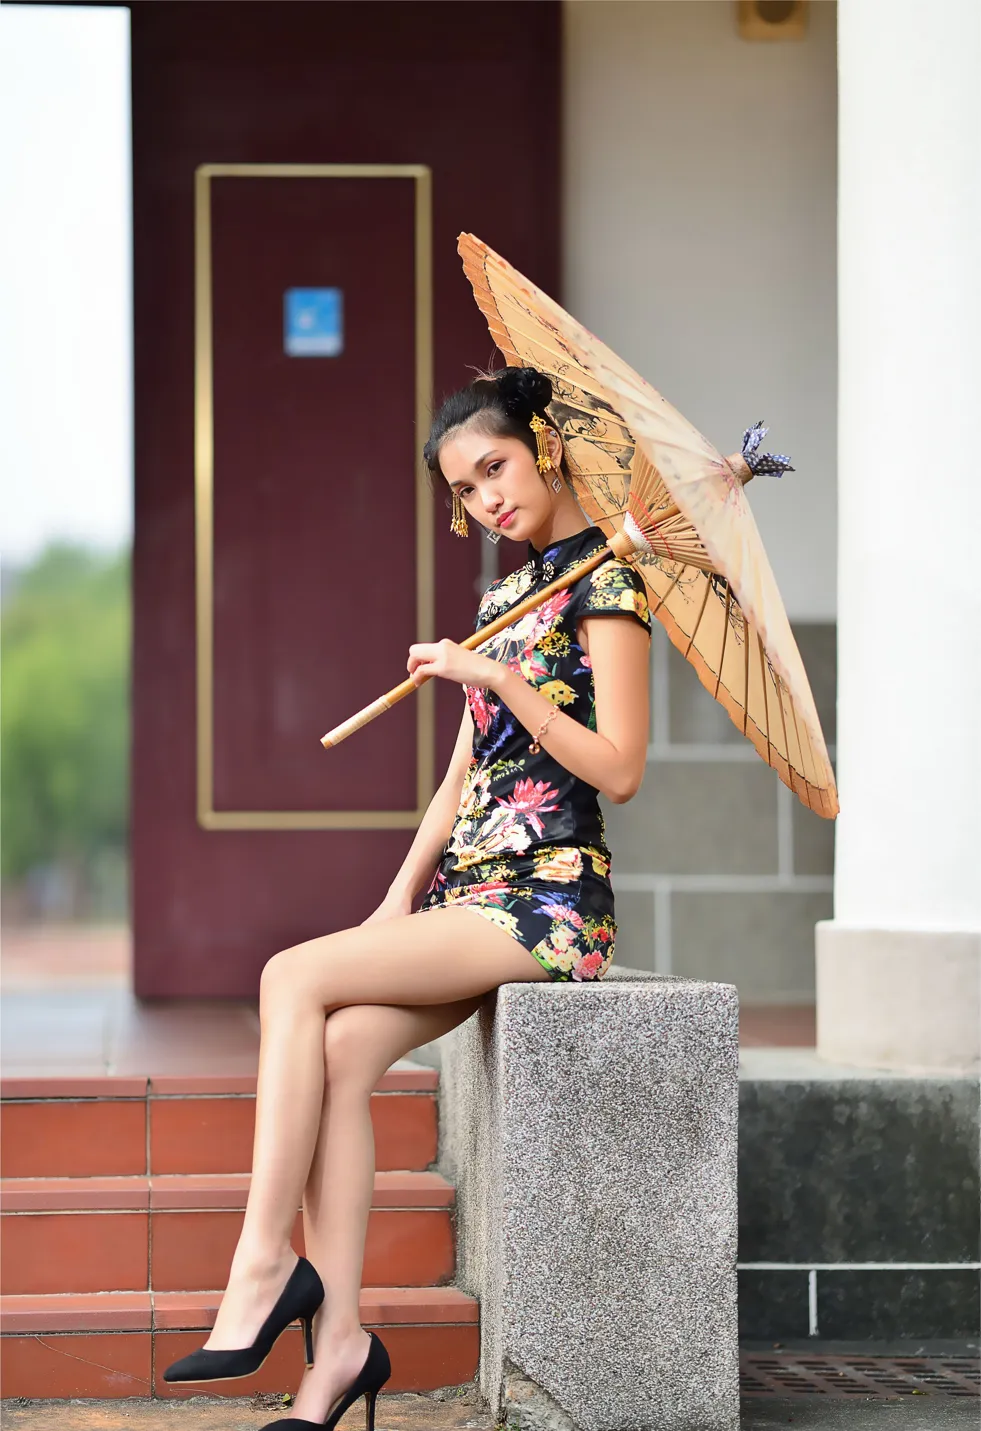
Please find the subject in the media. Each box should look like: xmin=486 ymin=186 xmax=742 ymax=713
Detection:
xmin=527 ymin=525 xmax=607 ymax=582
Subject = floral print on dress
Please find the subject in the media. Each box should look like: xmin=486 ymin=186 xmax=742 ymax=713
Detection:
xmin=419 ymin=525 xmax=651 ymax=982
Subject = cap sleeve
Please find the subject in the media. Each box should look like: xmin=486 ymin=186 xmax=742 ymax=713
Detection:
xmin=578 ymin=559 xmax=652 ymax=635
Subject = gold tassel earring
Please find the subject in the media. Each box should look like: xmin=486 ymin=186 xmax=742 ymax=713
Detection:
xmin=529 ymin=414 xmax=552 ymax=474
xmin=450 ymin=490 xmax=469 ymax=538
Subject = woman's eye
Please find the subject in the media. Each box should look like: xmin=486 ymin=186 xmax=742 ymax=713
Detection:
xmin=487 ymin=461 xmax=502 ymax=477
xmin=459 ymin=487 xmax=473 ymax=499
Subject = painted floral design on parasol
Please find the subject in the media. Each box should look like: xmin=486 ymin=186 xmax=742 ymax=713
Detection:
xmin=458 ymin=232 xmax=837 ymax=818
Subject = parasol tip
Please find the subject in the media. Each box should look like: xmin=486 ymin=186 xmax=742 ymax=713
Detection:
xmin=740 ymin=419 xmax=795 ymax=477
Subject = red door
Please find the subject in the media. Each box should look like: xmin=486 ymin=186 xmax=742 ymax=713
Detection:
xmin=131 ymin=2 xmax=560 ymax=996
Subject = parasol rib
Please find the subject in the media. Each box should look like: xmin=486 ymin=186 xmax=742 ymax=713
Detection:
xmin=788 ymin=693 xmax=812 ymax=790
xmin=774 ymin=680 xmax=796 ymax=798
xmin=757 ymin=630 xmax=772 ymax=768
xmin=649 ymin=564 xmax=687 ymax=617
xmin=801 ymin=714 xmax=820 ymax=788
xmin=684 ymin=577 xmax=714 ymax=660
xmin=742 ymin=624 xmax=751 ymax=737
xmin=714 ymin=586 xmax=732 ymax=700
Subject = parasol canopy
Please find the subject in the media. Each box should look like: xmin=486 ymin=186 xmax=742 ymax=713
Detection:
xmin=458 ymin=232 xmax=837 ymax=818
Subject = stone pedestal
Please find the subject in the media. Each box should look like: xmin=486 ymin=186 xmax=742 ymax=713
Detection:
xmin=437 ymin=969 xmax=739 ymax=1431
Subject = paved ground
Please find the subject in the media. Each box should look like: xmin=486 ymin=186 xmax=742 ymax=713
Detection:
xmin=2 ymin=1392 xmax=979 ymax=1431
xmin=741 ymin=1399 xmax=978 ymax=1428
xmin=0 ymin=1392 xmax=487 ymax=1431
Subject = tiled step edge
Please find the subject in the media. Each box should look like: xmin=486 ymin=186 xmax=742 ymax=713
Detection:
xmin=1 ymin=1169 xmax=455 ymax=1212
xmin=1 ymin=1285 xmax=479 ymax=1334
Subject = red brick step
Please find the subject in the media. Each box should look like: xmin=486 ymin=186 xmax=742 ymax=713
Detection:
xmin=0 ymin=1067 xmax=439 ymax=1178
xmin=0 ymin=1059 xmax=476 ymax=1400
xmin=0 ymin=1287 xmax=479 ymax=1399
xmin=1 ymin=1171 xmax=457 ymax=1294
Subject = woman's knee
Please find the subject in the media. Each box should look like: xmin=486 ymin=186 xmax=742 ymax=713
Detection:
xmin=258 ymin=945 xmax=306 ymax=1014
xmin=322 ymin=1007 xmax=379 ymax=1089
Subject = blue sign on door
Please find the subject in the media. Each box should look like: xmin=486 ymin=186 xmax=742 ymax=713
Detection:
xmin=284 ymin=288 xmax=344 ymax=357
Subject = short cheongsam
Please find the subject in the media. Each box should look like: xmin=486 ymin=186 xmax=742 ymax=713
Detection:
xmin=419 ymin=524 xmax=651 ymax=982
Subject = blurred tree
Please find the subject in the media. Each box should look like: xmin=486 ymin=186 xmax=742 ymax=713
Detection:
xmin=1 ymin=544 xmax=130 ymax=884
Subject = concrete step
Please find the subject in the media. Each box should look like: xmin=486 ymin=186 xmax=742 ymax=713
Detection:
xmin=0 ymin=1171 xmax=458 ymax=1294
xmin=0 ymin=1286 xmax=480 ymax=1399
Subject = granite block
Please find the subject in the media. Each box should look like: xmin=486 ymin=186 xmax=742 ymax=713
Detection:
xmin=438 ymin=972 xmax=740 ymax=1431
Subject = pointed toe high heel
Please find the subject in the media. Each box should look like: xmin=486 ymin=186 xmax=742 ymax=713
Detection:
xmin=260 ymin=1329 xmax=391 ymax=1431
xmin=162 ymin=1254 xmax=324 ymax=1384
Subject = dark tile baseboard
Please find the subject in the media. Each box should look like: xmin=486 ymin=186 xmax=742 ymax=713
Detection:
xmin=738 ymin=1266 xmax=981 ymax=1340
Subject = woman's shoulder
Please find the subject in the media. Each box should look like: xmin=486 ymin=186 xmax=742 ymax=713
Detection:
xmin=474 ymin=564 xmax=535 ymax=628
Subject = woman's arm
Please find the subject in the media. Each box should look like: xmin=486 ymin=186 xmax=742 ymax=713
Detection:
xmin=378 ymin=701 xmax=475 ymax=911
xmin=491 ymin=614 xmax=650 ymax=804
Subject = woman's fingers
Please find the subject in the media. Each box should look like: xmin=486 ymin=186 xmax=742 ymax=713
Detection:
xmin=407 ymin=641 xmax=443 ymax=678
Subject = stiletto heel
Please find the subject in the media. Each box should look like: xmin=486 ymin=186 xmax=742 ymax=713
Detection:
xmin=259 ymin=1329 xmax=391 ymax=1431
xmin=162 ymin=1254 xmax=324 ymax=1384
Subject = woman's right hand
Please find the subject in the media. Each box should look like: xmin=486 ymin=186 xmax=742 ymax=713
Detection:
xmin=361 ymin=888 xmax=414 ymax=925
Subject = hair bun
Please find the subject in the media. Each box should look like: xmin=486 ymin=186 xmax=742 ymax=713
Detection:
xmin=497 ymin=366 xmax=553 ymax=422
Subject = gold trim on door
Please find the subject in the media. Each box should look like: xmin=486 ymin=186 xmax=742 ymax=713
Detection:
xmin=194 ymin=163 xmax=434 ymax=830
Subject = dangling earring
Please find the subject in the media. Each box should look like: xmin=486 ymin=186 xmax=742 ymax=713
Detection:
xmin=485 ymin=528 xmax=501 ymax=545
xmin=551 ymin=473 xmax=563 ymax=493
xmin=450 ymin=490 xmax=469 ymax=538
xmin=529 ymin=414 xmax=552 ymax=475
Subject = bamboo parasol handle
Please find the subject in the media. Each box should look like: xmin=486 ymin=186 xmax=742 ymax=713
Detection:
xmin=320 ymin=528 xmax=641 ymax=749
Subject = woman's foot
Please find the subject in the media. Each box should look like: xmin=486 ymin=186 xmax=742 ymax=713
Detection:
xmin=288 ymin=1323 xmax=373 ymax=1422
xmin=204 ymin=1247 xmax=300 ymax=1351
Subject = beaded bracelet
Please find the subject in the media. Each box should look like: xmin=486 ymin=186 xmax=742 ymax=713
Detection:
xmin=528 ymin=705 xmax=559 ymax=754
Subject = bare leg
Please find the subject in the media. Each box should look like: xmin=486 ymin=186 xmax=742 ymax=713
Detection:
xmin=203 ymin=908 xmax=549 ymax=1355
xmin=290 ymin=998 xmax=482 ymax=1421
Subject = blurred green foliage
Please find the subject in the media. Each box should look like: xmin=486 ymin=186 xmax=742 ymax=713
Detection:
xmin=1 ymin=544 xmax=130 ymax=882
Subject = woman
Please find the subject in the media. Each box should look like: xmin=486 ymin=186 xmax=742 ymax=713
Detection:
xmin=162 ymin=367 xmax=652 ymax=1428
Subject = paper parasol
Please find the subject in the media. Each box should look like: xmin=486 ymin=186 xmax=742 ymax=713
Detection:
xmin=458 ymin=232 xmax=837 ymax=818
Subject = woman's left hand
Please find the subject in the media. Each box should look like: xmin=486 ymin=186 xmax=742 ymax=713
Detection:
xmin=407 ymin=639 xmax=501 ymax=691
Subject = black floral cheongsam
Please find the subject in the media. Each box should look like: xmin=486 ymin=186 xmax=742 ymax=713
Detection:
xmin=419 ymin=525 xmax=652 ymax=982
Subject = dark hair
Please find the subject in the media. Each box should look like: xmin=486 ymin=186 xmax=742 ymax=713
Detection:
xmin=423 ymin=366 xmax=566 ymax=490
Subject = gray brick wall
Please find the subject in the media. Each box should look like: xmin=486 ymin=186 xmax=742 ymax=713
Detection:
xmin=605 ymin=623 xmax=836 ymax=1004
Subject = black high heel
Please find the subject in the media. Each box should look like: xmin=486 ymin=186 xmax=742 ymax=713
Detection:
xmin=260 ymin=1329 xmax=391 ymax=1431
xmin=162 ymin=1254 xmax=324 ymax=1383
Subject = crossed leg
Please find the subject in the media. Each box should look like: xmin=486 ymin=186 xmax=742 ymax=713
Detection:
xmin=291 ymin=996 xmax=484 ymax=1418
xmin=202 ymin=906 xmax=551 ymax=1417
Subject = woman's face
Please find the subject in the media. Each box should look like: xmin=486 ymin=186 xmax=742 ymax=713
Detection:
xmin=438 ymin=423 xmax=563 ymax=546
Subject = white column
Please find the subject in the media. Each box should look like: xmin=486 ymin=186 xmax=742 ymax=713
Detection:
xmin=816 ymin=0 xmax=981 ymax=1073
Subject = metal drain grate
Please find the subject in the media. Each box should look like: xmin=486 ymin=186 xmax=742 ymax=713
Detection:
xmin=740 ymin=1353 xmax=980 ymax=1399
